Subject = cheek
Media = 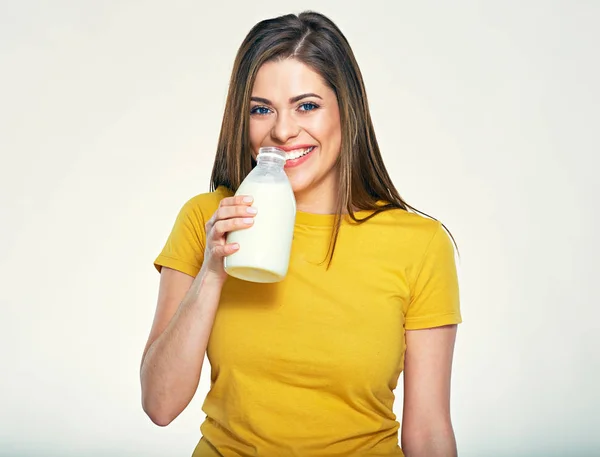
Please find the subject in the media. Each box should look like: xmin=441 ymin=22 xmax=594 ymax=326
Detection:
xmin=318 ymin=115 xmax=341 ymax=157
xmin=306 ymin=113 xmax=340 ymax=144
xmin=249 ymin=121 xmax=271 ymax=147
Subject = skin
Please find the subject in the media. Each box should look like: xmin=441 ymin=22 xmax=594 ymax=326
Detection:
xmin=402 ymin=325 xmax=458 ymax=457
xmin=140 ymin=58 xmax=458 ymax=456
xmin=249 ymin=58 xmax=342 ymax=214
xmin=140 ymin=195 xmax=256 ymax=426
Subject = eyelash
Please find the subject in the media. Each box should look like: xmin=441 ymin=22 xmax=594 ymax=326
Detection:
xmin=250 ymin=102 xmax=320 ymax=116
xmin=298 ymin=102 xmax=319 ymax=112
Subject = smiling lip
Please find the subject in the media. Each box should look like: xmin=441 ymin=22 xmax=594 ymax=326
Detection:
xmin=276 ymin=144 xmax=317 ymax=152
xmin=284 ymin=146 xmax=316 ymax=168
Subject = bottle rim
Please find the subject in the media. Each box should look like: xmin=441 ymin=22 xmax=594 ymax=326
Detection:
xmin=257 ymin=147 xmax=286 ymax=161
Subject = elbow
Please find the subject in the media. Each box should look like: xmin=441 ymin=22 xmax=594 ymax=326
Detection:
xmin=141 ymin=390 xmax=177 ymax=427
xmin=142 ymin=399 xmax=175 ymax=427
xmin=147 ymin=411 xmax=173 ymax=428
xmin=139 ymin=359 xmax=196 ymax=427
xmin=401 ymin=420 xmax=457 ymax=457
xmin=140 ymin=366 xmax=177 ymax=426
xmin=151 ymin=416 xmax=173 ymax=427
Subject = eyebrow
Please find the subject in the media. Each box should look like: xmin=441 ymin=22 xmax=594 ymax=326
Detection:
xmin=250 ymin=93 xmax=323 ymax=105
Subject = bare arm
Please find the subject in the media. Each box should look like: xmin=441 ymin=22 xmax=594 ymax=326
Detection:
xmin=401 ymin=324 xmax=458 ymax=457
xmin=140 ymin=195 xmax=255 ymax=426
xmin=140 ymin=267 xmax=224 ymax=426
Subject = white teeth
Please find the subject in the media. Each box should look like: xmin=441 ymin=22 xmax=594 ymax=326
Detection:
xmin=286 ymin=146 xmax=314 ymax=160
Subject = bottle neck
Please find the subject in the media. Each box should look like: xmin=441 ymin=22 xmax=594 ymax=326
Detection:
xmin=257 ymin=156 xmax=286 ymax=170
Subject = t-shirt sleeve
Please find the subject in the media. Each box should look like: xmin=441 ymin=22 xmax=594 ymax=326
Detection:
xmin=405 ymin=222 xmax=462 ymax=330
xmin=153 ymin=197 xmax=206 ymax=278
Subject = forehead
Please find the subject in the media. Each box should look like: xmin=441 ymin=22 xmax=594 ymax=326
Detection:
xmin=252 ymin=58 xmax=329 ymax=96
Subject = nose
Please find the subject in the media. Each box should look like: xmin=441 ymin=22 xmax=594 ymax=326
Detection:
xmin=271 ymin=111 xmax=300 ymax=143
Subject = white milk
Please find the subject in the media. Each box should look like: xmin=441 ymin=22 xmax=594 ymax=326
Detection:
xmin=224 ymin=149 xmax=296 ymax=283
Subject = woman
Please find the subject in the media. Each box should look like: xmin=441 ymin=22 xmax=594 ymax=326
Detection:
xmin=141 ymin=11 xmax=462 ymax=457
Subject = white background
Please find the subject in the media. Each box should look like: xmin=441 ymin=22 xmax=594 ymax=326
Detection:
xmin=1 ymin=1 xmax=598 ymax=456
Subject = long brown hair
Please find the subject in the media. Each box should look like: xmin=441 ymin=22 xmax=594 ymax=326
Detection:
xmin=210 ymin=11 xmax=455 ymax=265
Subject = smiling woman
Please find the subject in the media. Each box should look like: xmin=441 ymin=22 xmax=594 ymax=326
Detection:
xmin=142 ymin=10 xmax=462 ymax=457
xmin=248 ymin=59 xmax=342 ymax=209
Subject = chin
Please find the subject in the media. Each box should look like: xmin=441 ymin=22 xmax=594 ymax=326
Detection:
xmin=289 ymin=180 xmax=311 ymax=195
xmin=287 ymin=167 xmax=337 ymax=197
xmin=283 ymin=169 xmax=305 ymax=187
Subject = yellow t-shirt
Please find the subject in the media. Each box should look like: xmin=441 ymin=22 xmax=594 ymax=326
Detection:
xmin=154 ymin=186 xmax=462 ymax=457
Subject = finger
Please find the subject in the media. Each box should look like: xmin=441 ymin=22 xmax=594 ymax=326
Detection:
xmin=215 ymin=204 xmax=257 ymax=222
xmin=211 ymin=217 xmax=254 ymax=238
xmin=205 ymin=213 xmax=216 ymax=233
xmin=219 ymin=195 xmax=254 ymax=207
xmin=212 ymin=243 xmax=239 ymax=257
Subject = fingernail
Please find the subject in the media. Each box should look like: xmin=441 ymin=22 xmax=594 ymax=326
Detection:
xmin=231 ymin=243 xmax=239 ymax=250
xmin=243 ymin=218 xmax=254 ymax=224
xmin=243 ymin=196 xmax=253 ymax=203
xmin=246 ymin=207 xmax=257 ymax=214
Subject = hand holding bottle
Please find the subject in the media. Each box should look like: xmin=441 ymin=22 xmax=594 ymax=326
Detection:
xmin=201 ymin=195 xmax=257 ymax=282
xmin=224 ymin=147 xmax=296 ymax=283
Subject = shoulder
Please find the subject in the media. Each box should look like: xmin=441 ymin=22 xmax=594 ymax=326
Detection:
xmin=370 ymin=208 xmax=445 ymax=243
xmin=361 ymin=208 xmax=455 ymax=264
xmin=178 ymin=186 xmax=234 ymax=222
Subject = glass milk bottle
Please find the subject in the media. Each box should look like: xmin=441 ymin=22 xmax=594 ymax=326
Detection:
xmin=224 ymin=147 xmax=296 ymax=283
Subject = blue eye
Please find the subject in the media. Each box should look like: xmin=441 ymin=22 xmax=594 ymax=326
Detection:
xmin=250 ymin=106 xmax=271 ymax=115
xmin=299 ymin=102 xmax=318 ymax=111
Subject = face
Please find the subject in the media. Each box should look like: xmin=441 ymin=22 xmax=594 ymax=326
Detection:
xmin=249 ymin=58 xmax=342 ymax=199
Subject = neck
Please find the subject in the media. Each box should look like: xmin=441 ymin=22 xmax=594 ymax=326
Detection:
xmin=294 ymin=180 xmax=340 ymax=215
